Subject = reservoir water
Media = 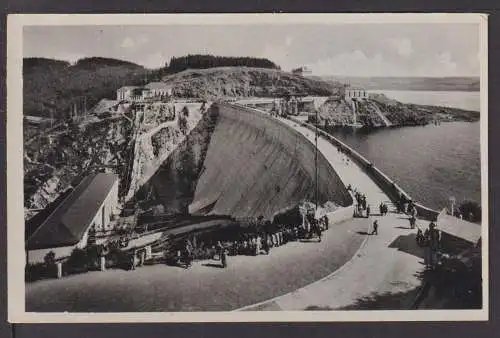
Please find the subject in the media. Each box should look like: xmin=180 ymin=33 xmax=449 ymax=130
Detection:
xmin=328 ymin=121 xmax=481 ymax=211
xmin=368 ymin=90 xmax=480 ymax=112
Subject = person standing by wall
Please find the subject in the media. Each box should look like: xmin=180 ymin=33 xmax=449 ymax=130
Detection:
xmin=371 ymin=220 xmax=378 ymax=235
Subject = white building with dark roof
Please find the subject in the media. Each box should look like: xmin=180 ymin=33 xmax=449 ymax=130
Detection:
xmin=116 ymin=86 xmax=138 ymax=101
xmin=117 ymin=82 xmax=173 ymax=101
xmin=26 ymin=173 xmax=120 ymax=264
xmin=344 ymin=87 xmax=368 ymax=99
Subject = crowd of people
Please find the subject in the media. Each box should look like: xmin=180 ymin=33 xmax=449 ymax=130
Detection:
xmin=160 ymin=211 xmax=329 ymax=268
xmin=164 ymin=212 xmax=330 ymax=269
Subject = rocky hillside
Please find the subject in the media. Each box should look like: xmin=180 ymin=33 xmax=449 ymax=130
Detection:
xmin=317 ymin=94 xmax=479 ymax=127
xmin=163 ymin=67 xmax=340 ymax=99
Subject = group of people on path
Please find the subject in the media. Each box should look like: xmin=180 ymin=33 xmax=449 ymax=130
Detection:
xmin=416 ymin=221 xmax=442 ymax=270
xmin=164 ymin=212 xmax=329 ymax=269
xmin=348 ymin=185 xmax=368 ymax=217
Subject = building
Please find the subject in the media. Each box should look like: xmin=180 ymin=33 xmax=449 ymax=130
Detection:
xmin=26 ymin=173 xmax=120 ymax=264
xmin=144 ymin=82 xmax=174 ymax=99
xmin=292 ymin=66 xmax=312 ymax=76
xmin=116 ymin=86 xmax=138 ymax=101
xmin=117 ymin=83 xmax=174 ymax=102
xmin=436 ymin=214 xmax=481 ymax=254
xmin=344 ymin=87 xmax=369 ymax=100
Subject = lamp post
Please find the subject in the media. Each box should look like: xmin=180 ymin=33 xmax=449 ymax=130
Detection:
xmin=449 ymin=196 xmax=456 ymax=216
xmin=315 ymin=108 xmax=319 ymax=211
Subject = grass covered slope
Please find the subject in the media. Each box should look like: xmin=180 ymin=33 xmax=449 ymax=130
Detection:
xmin=163 ymin=67 xmax=339 ymax=99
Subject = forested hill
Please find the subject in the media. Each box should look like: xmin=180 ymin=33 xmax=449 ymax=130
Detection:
xmin=23 ymin=57 xmax=150 ymax=119
xmin=164 ymin=55 xmax=280 ymax=74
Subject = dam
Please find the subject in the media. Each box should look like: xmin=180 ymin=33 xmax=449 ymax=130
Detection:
xmin=134 ymin=102 xmax=352 ymax=219
xmin=25 ymin=102 xmax=481 ymax=312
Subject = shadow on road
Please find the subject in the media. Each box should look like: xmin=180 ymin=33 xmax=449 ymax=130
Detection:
xmin=388 ymin=233 xmax=425 ymax=259
xmin=356 ymin=231 xmax=370 ymax=235
xmin=202 ymin=262 xmax=225 ymax=269
xmin=299 ymin=239 xmax=322 ymax=243
xmin=395 ymin=226 xmax=412 ymax=230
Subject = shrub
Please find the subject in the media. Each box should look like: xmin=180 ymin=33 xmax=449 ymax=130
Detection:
xmin=458 ymin=200 xmax=481 ymax=222
xmin=64 ymin=247 xmax=88 ymax=274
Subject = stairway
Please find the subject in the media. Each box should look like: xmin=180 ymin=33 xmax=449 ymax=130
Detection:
xmin=368 ymin=101 xmax=392 ymax=127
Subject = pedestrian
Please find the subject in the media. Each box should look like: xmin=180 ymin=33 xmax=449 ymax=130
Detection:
xmin=255 ymin=235 xmax=261 ymax=255
xmin=323 ymin=215 xmax=329 ymax=230
xmin=379 ymin=202 xmax=384 ymax=216
xmin=366 ymin=205 xmax=371 ymax=218
xmin=409 ymin=215 xmax=416 ymax=229
xmin=371 ymin=220 xmax=379 ymax=235
xmin=263 ymin=235 xmax=270 ymax=254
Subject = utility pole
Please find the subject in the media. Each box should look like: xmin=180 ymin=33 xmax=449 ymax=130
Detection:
xmin=315 ymin=108 xmax=319 ymax=211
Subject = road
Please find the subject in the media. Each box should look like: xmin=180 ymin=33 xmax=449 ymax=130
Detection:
xmin=26 ymin=217 xmax=367 ymax=312
xmin=238 ymin=117 xmax=427 ymax=310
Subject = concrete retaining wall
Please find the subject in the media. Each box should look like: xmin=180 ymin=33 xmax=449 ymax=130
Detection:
xmin=289 ymin=117 xmax=440 ymax=221
xmin=218 ymin=103 xmax=354 ymax=210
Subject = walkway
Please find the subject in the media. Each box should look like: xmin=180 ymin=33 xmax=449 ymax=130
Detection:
xmin=238 ymin=117 xmax=427 ymax=310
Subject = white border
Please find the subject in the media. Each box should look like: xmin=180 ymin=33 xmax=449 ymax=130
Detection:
xmin=7 ymin=13 xmax=489 ymax=323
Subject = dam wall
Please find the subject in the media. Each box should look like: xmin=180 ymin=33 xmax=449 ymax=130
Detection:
xmin=289 ymin=116 xmax=440 ymax=221
xmin=190 ymin=103 xmax=353 ymax=219
xmin=139 ymin=102 xmax=353 ymax=220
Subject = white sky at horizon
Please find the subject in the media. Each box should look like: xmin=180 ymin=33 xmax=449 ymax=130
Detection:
xmin=23 ymin=24 xmax=480 ymax=77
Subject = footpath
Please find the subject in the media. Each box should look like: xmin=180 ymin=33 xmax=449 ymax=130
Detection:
xmin=238 ymin=117 xmax=428 ymax=311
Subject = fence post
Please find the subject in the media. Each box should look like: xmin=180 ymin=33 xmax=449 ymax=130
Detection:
xmin=140 ymin=251 xmax=146 ymax=266
xmin=100 ymin=256 xmax=106 ymax=271
xmin=56 ymin=262 xmax=62 ymax=279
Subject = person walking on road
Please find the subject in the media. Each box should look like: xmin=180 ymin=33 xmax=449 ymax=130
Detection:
xmin=371 ymin=220 xmax=379 ymax=235
xmin=409 ymin=215 xmax=416 ymax=229
xmin=366 ymin=205 xmax=371 ymax=218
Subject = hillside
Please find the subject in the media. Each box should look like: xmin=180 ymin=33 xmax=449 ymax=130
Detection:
xmin=317 ymin=94 xmax=479 ymax=127
xmin=162 ymin=67 xmax=340 ymax=99
xmin=23 ymin=57 xmax=151 ymax=119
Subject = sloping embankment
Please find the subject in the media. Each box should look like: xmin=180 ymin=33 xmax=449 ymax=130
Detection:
xmin=137 ymin=103 xmax=352 ymax=219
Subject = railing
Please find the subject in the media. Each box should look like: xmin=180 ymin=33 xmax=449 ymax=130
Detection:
xmin=288 ymin=116 xmax=440 ymax=221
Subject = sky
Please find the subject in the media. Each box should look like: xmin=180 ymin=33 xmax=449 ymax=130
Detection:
xmin=23 ymin=23 xmax=480 ymax=77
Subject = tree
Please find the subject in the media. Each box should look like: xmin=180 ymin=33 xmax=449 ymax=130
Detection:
xmin=459 ymin=200 xmax=481 ymax=222
xmin=43 ymin=251 xmax=56 ymax=266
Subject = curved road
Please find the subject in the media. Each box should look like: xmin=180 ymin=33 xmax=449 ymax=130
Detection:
xmin=26 ymin=218 xmax=367 ymax=312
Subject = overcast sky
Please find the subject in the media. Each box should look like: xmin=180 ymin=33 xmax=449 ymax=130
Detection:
xmin=23 ymin=23 xmax=480 ymax=77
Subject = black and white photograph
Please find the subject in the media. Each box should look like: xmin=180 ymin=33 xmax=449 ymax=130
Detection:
xmin=7 ymin=13 xmax=488 ymax=322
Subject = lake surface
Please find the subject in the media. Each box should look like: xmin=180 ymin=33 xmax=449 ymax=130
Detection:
xmin=328 ymin=121 xmax=481 ymax=210
xmin=368 ymin=90 xmax=480 ymax=112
